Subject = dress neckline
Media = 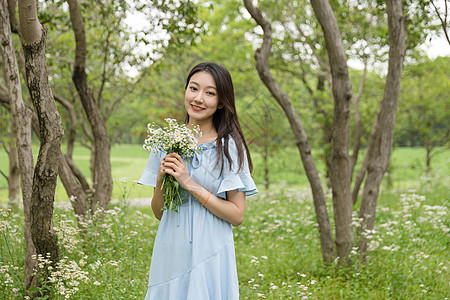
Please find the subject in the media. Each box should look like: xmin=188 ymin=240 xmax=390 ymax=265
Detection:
xmin=198 ymin=139 xmax=217 ymax=149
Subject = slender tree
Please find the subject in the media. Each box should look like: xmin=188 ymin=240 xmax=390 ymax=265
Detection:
xmin=309 ymin=0 xmax=355 ymax=262
xmin=18 ymin=0 xmax=64 ymax=291
xmin=0 ymin=0 xmax=37 ymax=288
xmin=66 ymin=0 xmax=113 ymax=213
xmin=358 ymin=0 xmax=407 ymax=254
xmin=243 ymin=0 xmax=335 ymax=263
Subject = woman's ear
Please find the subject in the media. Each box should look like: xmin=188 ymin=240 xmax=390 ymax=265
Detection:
xmin=218 ymin=104 xmax=224 ymax=109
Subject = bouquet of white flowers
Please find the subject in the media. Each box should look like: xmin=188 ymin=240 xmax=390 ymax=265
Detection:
xmin=143 ymin=118 xmax=202 ymax=212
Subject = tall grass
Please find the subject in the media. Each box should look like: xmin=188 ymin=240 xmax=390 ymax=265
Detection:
xmin=1 ymin=176 xmax=448 ymax=299
xmin=237 ymin=176 xmax=449 ymax=299
xmin=0 ymin=147 xmax=448 ymax=298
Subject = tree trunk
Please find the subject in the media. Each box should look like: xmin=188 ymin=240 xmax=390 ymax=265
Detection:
xmin=425 ymin=144 xmax=432 ymax=171
xmin=58 ymin=154 xmax=88 ymax=220
xmin=358 ymin=0 xmax=407 ymax=254
xmin=263 ymin=141 xmax=269 ymax=190
xmin=18 ymin=0 xmax=64 ymax=292
xmin=349 ymin=60 xmax=368 ymax=178
xmin=0 ymin=0 xmax=37 ymax=288
xmin=310 ymin=0 xmax=354 ymax=264
xmin=67 ymin=0 xmax=112 ymax=212
xmin=54 ymin=94 xmax=77 ymax=158
xmin=243 ymin=0 xmax=335 ymax=263
xmin=312 ymin=74 xmax=333 ymax=187
xmin=53 ymin=93 xmax=89 ymax=221
xmin=8 ymin=115 xmax=20 ymax=209
xmin=351 ymin=117 xmax=378 ymax=204
xmin=263 ymin=108 xmax=269 ymax=190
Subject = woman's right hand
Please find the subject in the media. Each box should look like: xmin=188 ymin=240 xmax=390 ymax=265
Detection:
xmin=156 ymin=155 xmax=168 ymax=187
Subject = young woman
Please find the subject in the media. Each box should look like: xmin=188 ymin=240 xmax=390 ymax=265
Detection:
xmin=138 ymin=62 xmax=258 ymax=299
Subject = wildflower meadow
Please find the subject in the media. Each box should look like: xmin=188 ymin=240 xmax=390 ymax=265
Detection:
xmin=0 ymin=146 xmax=449 ymax=299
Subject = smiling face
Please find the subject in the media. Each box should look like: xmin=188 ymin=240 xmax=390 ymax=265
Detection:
xmin=184 ymin=71 xmax=220 ymax=127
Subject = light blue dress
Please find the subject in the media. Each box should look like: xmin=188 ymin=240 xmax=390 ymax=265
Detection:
xmin=138 ymin=137 xmax=258 ymax=300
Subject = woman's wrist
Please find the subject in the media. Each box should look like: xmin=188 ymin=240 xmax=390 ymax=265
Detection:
xmin=201 ymin=191 xmax=211 ymax=206
xmin=180 ymin=176 xmax=196 ymax=191
xmin=181 ymin=178 xmax=211 ymax=204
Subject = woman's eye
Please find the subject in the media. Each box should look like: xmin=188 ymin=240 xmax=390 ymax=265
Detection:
xmin=207 ymin=91 xmax=216 ymax=96
xmin=190 ymin=86 xmax=197 ymax=91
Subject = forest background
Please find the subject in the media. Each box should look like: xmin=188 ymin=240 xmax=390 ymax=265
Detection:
xmin=0 ymin=0 xmax=449 ymax=298
xmin=1 ymin=0 xmax=448 ymax=195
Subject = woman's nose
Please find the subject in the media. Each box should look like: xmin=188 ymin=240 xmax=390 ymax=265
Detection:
xmin=193 ymin=91 xmax=204 ymax=102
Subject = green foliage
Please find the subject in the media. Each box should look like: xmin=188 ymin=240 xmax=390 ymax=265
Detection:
xmin=395 ymin=56 xmax=450 ymax=168
xmin=396 ymin=57 xmax=450 ymax=144
xmin=403 ymin=0 xmax=443 ymax=51
xmin=34 ymin=0 xmax=204 ymax=147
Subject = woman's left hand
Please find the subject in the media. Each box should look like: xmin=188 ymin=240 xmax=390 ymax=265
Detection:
xmin=162 ymin=152 xmax=192 ymax=189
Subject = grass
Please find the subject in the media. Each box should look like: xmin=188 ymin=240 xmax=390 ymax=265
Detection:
xmin=1 ymin=144 xmax=448 ymax=201
xmin=0 ymin=144 xmax=151 ymax=202
xmin=237 ymin=178 xmax=449 ymax=299
xmin=0 ymin=146 xmax=449 ymax=298
xmin=1 ymin=176 xmax=448 ymax=299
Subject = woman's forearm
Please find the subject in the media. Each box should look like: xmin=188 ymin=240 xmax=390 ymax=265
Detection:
xmin=151 ymin=178 xmax=165 ymax=220
xmin=183 ymin=178 xmax=245 ymax=226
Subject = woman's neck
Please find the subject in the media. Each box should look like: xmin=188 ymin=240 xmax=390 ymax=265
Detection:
xmin=187 ymin=120 xmax=217 ymax=142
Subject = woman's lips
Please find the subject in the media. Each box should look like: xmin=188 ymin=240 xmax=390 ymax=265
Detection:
xmin=191 ymin=104 xmax=205 ymax=111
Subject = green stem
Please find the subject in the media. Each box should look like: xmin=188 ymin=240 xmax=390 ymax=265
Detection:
xmin=2 ymin=231 xmax=16 ymax=266
xmin=161 ymin=174 xmax=183 ymax=213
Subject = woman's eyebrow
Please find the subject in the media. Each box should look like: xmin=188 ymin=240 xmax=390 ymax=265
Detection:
xmin=190 ymin=81 xmax=217 ymax=90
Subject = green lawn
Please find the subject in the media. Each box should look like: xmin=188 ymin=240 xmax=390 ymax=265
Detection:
xmin=0 ymin=144 xmax=151 ymax=202
xmin=1 ymin=145 xmax=448 ymax=202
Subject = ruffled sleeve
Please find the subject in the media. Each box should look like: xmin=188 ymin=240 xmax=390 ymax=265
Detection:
xmin=216 ymin=138 xmax=258 ymax=199
xmin=137 ymin=150 xmax=164 ymax=187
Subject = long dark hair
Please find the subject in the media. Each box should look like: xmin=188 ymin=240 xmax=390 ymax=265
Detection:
xmin=184 ymin=62 xmax=253 ymax=175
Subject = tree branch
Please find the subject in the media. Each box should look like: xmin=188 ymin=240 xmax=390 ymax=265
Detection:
xmin=96 ymin=29 xmax=112 ymax=108
xmin=431 ymin=0 xmax=450 ymax=45
xmin=54 ymin=93 xmax=77 ymax=158
xmin=17 ymin=0 xmax=42 ymax=45
xmin=349 ymin=59 xmax=367 ymax=179
xmin=0 ymin=169 xmax=9 ymax=184
xmin=350 ymin=7 xmax=376 ymax=181
xmin=7 ymin=0 xmax=19 ymax=34
xmin=1 ymin=139 xmax=10 ymax=156
xmin=243 ymin=0 xmax=335 ymax=263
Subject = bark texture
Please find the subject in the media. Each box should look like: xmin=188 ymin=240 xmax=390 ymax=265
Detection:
xmin=0 ymin=0 xmax=37 ymax=288
xmin=58 ymin=155 xmax=88 ymax=219
xmin=310 ymin=0 xmax=354 ymax=263
xmin=358 ymin=0 xmax=407 ymax=253
xmin=4 ymin=0 xmax=20 ymax=208
xmin=18 ymin=0 xmax=64 ymax=290
xmin=8 ymin=117 xmax=20 ymax=208
xmin=243 ymin=0 xmax=335 ymax=263
xmin=22 ymin=32 xmax=63 ymax=267
xmin=67 ymin=0 xmax=112 ymax=212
